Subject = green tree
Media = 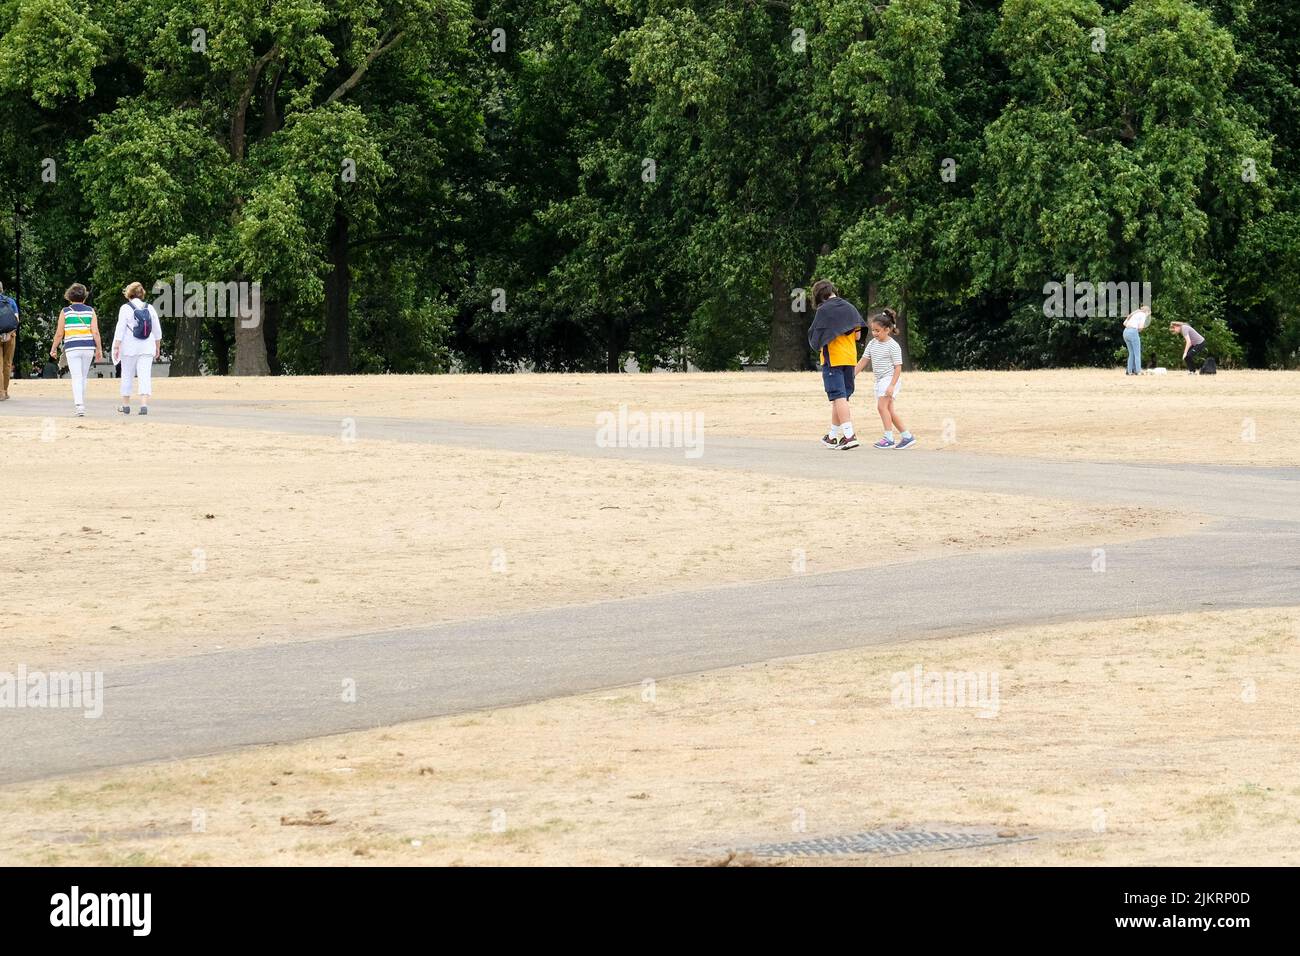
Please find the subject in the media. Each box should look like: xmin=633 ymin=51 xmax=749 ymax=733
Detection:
xmin=615 ymin=0 xmax=860 ymax=370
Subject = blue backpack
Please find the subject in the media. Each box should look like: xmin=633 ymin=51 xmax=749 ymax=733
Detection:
xmin=131 ymin=303 xmax=153 ymax=340
xmin=0 ymin=297 xmax=17 ymax=334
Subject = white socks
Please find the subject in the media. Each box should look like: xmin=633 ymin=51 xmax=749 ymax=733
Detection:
xmin=842 ymin=422 xmax=855 ymax=439
xmin=829 ymin=424 xmax=842 ymax=439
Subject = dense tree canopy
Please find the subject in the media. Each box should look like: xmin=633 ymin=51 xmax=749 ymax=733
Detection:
xmin=1 ymin=0 xmax=1297 ymax=374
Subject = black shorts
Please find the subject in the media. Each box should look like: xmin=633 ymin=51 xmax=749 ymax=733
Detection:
xmin=822 ymin=364 xmax=855 ymax=401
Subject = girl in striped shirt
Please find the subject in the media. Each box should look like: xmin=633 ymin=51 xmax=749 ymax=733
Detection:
xmin=49 ymin=283 xmax=103 ymax=417
xmin=854 ymin=308 xmax=916 ymax=449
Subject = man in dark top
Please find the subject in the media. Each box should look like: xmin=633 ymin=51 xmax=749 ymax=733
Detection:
xmin=0 ymin=280 xmax=18 ymax=400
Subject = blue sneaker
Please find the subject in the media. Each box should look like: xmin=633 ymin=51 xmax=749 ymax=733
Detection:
xmin=895 ymin=434 xmax=917 ymax=450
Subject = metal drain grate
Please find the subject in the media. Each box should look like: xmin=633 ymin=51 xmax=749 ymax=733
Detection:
xmin=744 ymin=829 xmax=1035 ymax=858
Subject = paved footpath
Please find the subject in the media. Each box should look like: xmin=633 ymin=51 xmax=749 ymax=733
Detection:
xmin=2 ymin=398 xmax=1297 ymax=782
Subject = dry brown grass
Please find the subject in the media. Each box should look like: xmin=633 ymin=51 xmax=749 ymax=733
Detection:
xmin=2 ymin=608 xmax=1295 ymax=866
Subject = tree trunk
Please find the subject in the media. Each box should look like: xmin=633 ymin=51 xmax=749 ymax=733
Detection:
xmin=234 ymin=315 xmax=271 ymax=375
xmin=261 ymin=65 xmax=284 ymax=138
xmin=232 ymin=271 xmax=270 ymax=375
xmin=263 ymin=298 xmax=282 ymax=375
xmin=767 ymin=262 xmax=809 ymax=371
xmin=604 ymin=315 xmax=627 ymax=372
xmin=867 ymin=281 xmax=912 ymax=369
xmin=896 ymin=290 xmax=913 ymax=371
xmin=256 ymin=67 xmax=285 ymax=378
xmin=210 ymin=321 xmax=230 ymax=375
xmin=12 ymin=200 xmax=21 ymax=364
xmin=226 ymin=49 xmax=278 ymax=377
xmin=171 ymin=316 xmax=203 ymax=376
xmin=324 ymin=207 xmax=352 ymax=374
xmin=11 ymin=200 xmax=20 ymax=305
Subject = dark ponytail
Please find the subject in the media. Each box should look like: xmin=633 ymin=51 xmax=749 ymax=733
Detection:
xmin=871 ymin=307 xmax=898 ymax=334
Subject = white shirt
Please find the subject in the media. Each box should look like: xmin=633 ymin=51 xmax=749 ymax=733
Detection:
xmin=865 ymin=336 xmax=903 ymax=382
xmin=1124 ymin=309 xmax=1149 ymax=330
xmin=113 ymin=299 xmax=162 ymax=358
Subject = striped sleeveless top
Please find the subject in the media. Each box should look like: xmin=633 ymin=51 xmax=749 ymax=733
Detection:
xmin=62 ymin=304 xmax=96 ymax=350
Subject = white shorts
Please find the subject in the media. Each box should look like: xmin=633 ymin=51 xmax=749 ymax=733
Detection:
xmin=874 ymin=376 xmax=901 ymax=399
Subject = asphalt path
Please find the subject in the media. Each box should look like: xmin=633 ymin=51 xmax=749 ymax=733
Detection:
xmin=3 ymin=397 xmax=1296 ymax=782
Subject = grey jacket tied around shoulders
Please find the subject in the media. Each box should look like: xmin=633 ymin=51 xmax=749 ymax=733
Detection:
xmin=807 ymin=297 xmax=865 ymax=353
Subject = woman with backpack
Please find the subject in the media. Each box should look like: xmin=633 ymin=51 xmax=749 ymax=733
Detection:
xmin=111 ymin=282 xmax=162 ymax=415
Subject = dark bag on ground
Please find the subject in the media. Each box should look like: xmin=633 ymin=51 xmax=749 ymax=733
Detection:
xmin=1200 ymin=357 xmax=1217 ymax=375
xmin=0 ymin=298 xmax=17 ymax=334
xmin=131 ymin=304 xmax=153 ymax=340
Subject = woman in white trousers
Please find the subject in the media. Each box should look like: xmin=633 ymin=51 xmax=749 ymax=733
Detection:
xmin=112 ymin=282 xmax=162 ymax=415
xmin=48 ymin=283 xmax=102 ymax=416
